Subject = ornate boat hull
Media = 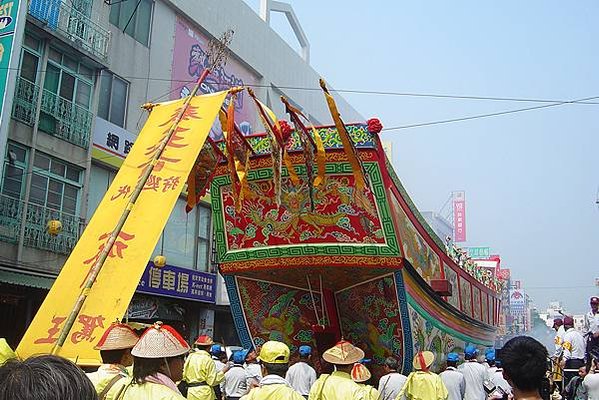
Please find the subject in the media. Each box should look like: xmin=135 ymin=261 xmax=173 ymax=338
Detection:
xmin=210 ymin=122 xmax=498 ymax=374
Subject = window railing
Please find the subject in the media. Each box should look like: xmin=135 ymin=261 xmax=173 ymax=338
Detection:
xmin=28 ymin=0 xmax=110 ymax=63
xmin=0 ymin=194 xmax=84 ymax=254
xmin=39 ymin=88 xmax=93 ymax=148
xmin=12 ymin=78 xmax=40 ymax=126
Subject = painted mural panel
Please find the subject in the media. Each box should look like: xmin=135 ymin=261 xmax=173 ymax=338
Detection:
xmin=222 ymin=174 xmax=384 ymax=250
xmin=236 ymin=277 xmax=320 ymax=350
xmin=407 ymin=303 xmax=464 ymax=373
xmin=443 ymin=263 xmax=460 ymax=310
xmin=460 ymin=277 xmax=473 ymax=317
xmin=336 ymin=276 xmax=403 ymax=378
xmin=482 ymin=293 xmax=489 ymax=323
xmin=472 ymin=286 xmax=482 ymax=321
xmin=171 ymin=17 xmax=258 ymax=138
xmin=391 ymin=194 xmax=442 ymax=281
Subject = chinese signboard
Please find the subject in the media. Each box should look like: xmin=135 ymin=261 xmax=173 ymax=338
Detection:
xmin=92 ymin=117 xmax=137 ymax=168
xmin=0 ymin=0 xmax=23 ymax=180
xmin=452 ymin=191 xmax=466 ymax=242
xmin=138 ymin=263 xmax=216 ymax=303
xmin=466 ymin=247 xmax=490 ymax=259
xmin=509 ymin=289 xmax=526 ymax=316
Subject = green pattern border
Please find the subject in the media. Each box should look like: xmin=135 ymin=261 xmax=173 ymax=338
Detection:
xmin=406 ymin=293 xmax=493 ymax=346
xmin=211 ymin=160 xmax=402 ymax=263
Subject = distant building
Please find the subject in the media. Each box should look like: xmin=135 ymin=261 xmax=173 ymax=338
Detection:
xmin=422 ymin=211 xmax=453 ymax=242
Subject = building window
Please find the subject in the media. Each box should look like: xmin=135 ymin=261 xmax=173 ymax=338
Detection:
xmin=197 ymin=205 xmax=211 ymax=272
xmin=98 ymin=71 xmax=129 ymax=128
xmin=109 ymin=0 xmax=153 ymax=46
xmin=1 ymin=142 xmax=28 ymax=199
xmin=29 ymin=152 xmax=82 ymax=215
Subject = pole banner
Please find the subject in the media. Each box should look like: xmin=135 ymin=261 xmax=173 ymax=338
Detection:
xmin=17 ymin=91 xmax=228 ymax=364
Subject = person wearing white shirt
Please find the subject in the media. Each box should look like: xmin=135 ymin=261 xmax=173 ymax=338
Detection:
xmin=224 ymin=350 xmax=250 ymax=400
xmin=377 ymin=356 xmax=408 ymax=400
xmin=586 ymin=297 xmax=599 ymax=370
xmin=584 ymin=359 xmax=599 ymax=400
xmin=562 ymin=315 xmax=587 ymax=388
xmin=551 ymin=318 xmax=566 ymax=392
xmin=284 ymin=345 xmax=316 ymax=399
xmin=458 ymin=345 xmax=487 ymax=400
xmin=440 ymin=353 xmax=466 ymax=400
xmin=245 ymin=348 xmax=263 ymax=389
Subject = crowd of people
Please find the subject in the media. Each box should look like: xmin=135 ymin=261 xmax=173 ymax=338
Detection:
xmin=549 ymin=296 xmax=599 ymax=400
xmin=0 ymin=318 xmax=580 ymax=400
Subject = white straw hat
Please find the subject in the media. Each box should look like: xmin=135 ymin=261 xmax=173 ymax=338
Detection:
xmin=131 ymin=321 xmax=190 ymax=358
xmin=94 ymin=323 xmax=139 ymax=351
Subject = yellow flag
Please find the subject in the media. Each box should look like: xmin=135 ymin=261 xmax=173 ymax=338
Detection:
xmin=17 ymin=91 xmax=229 ymax=364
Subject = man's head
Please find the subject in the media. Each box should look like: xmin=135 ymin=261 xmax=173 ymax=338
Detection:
xmin=501 ymin=336 xmax=548 ymax=393
xmin=258 ymin=341 xmax=290 ymax=377
xmin=233 ymin=349 xmax=249 ymax=365
xmin=298 ymin=345 xmax=312 ymax=360
xmin=591 ymin=297 xmax=599 ymax=314
xmin=194 ymin=335 xmax=214 ymax=352
xmin=485 ymin=349 xmax=496 ymax=367
xmin=552 ymin=318 xmax=563 ymax=331
xmin=578 ymin=366 xmax=588 ymax=379
xmin=446 ymin=352 xmax=459 ymax=368
xmin=384 ymin=356 xmax=399 ymax=373
xmin=94 ymin=323 xmax=139 ymax=367
xmin=0 ymin=355 xmax=98 ymax=400
xmin=464 ymin=344 xmax=478 ymax=361
xmin=563 ymin=316 xmax=574 ymax=329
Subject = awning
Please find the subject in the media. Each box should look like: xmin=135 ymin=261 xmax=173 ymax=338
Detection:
xmin=0 ymin=269 xmax=54 ymax=289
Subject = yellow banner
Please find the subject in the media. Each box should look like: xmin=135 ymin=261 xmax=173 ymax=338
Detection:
xmin=17 ymin=91 xmax=229 ymax=364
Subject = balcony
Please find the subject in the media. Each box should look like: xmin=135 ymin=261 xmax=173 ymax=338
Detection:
xmin=12 ymin=77 xmax=93 ymax=149
xmin=28 ymin=0 xmax=110 ymax=63
xmin=0 ymin=194 xmax=84 ymax=254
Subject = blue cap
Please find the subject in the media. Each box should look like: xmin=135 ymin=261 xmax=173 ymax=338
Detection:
xmin=447 ymin=352 xmax=459 ymax=362
xmin=465 ymin=345 xmax=478 ymax=357
xmin=233 ymin=349 xmax=249 ymax=364
xmin=485 ymin=348 xmax=496 ymax=362
xmin=210 ymin=344 xmax=223 ymax=355
xmin=299 ymin=345 xmax=312 ymax=356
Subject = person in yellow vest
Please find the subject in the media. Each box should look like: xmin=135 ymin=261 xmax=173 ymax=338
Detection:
xmin=351 ymin=362 xmax=380 ymax=400
xmin=0 ymin=339 xmax=17 ymax=366
xmin=87 ymin=322 xmax=139 ymax=400
xmin=309 ymin=340 xmax=368 ymax=399
xmin=397 ymin=351 xmax=448 ymax=400
xmin=240 ymin=340 xmax=304 ymax=400
xmin=116 ymin=321 xmax=190 ymax=399
xmin=182 ymin=335 xmax=230 ymax=400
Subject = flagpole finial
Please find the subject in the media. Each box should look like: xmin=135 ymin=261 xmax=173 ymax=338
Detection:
xmin=319 ymin=78 xmax=327 ymax=91
xmin=246 ymin=87 xmax=256 ymax=97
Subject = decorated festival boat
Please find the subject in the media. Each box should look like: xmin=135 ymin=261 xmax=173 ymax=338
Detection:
xmin=206 ymin=89 xmax=501 ymax=376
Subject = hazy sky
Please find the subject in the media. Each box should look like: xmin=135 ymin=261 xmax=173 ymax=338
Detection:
xmin=243 ymin=1 xmax=599 ymax=314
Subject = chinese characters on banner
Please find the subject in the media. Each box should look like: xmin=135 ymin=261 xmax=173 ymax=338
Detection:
xmin=137 ymin=263 xmax=216 ymax=303
xmin=452 ymin=191 xmax=467 ymax=242
xmin=17 ymin=91 xmax=229 ymax=365
xmin=509 ymin=289 xmax=526 ymax=316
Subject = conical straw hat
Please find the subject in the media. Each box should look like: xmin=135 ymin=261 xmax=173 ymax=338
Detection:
xmin=194 ymin=335 xmax=214 ymax=346
xmin=351 ymin=362 xmax=371 ymax=382
xmin=322 ymin=340 xmax=365 ymax=365
xmin=94 ymin=323 xmax=139 ymax=350
xmin=131 ymin=321 xmax=190 ymax=358
xmin=413 ymin=351 xmax=435 ymax=371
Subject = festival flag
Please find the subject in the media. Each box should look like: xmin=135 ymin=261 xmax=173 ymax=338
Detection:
xmin=281 ymin=96 xmax=326 ymax=209
xmin=17 ymin=91 xmax=229 ymax=364
xmin=247 ymin=88 xmax=300 ymax=206
xmin=319 ymin=79 xmax=367 ymax=190
xmin=220 ymin=93 xmax=254 ymax=211
xmin=185 ymin=137 xmax=224 ymax=212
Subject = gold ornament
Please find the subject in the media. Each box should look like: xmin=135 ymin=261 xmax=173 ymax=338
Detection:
xmin=153 ymin=255 xmax=167 ymax=268
xmin=46 ymin=220 xmax=62 ymax=236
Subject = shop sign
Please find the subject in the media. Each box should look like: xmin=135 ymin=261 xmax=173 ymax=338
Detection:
xmin=92 ymin=117 xmax=136 ymax=165
xmin=465 ymin=247 xmax=490 ymax=259
xmin=137 ymin=262 xmax=216 ymax=303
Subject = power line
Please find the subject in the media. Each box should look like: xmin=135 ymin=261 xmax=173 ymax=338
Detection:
xmin=381 ymin=95 xmax=599 ymax=132
xmin=4 ymin=67 xmax=599 ymax=105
